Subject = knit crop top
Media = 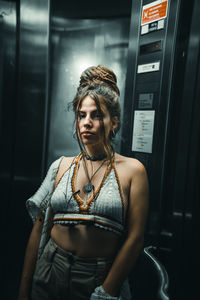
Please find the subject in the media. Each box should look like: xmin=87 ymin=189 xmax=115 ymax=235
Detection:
xmin=26 ymin=154 xmax=127 ymax=235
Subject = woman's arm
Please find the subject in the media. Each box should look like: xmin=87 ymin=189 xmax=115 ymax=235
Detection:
xmin=18 ymin=157 xmax=64 ymax=299
xmin=18 ymin=212 xmax=44 ymax=300
xmin=102 ymin=160 xmax=149 ymax=297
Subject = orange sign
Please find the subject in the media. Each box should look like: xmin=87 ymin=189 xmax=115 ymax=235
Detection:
xmin=142 ymin=0 xmax=168 ymax=25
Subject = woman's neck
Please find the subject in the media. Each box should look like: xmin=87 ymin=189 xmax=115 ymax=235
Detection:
xmin=83 ymin=145 xmax=106 ymax=160
xmin=84 ymin=146 xmax=105 ymax=158
xmin=83 ymin=144 xmax=113 ymax=161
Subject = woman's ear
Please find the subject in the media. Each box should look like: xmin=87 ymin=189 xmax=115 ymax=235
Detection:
xmin=111 ymin=116 xmax=119 ymax=131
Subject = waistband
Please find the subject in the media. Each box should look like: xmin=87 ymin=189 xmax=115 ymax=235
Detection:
xmin=48 ymin=238 xmax=113 ymax=264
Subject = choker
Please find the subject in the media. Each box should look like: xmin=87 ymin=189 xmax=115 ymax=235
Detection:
xmin=84 ymin=152 xmax=107 ymax=161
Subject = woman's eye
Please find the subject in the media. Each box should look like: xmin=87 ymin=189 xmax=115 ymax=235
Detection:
xmin=93 ymin=112 xmax=103 ymax=119
xmin=78 ymin=112 xmax=85 ymax=119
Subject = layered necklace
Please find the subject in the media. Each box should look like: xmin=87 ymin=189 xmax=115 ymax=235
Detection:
xmin=82 ymin=153 xmax=107 ymax=194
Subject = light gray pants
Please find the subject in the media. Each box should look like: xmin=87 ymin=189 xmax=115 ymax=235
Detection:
xmin=31 ymin=238 xmax=113 ymax=300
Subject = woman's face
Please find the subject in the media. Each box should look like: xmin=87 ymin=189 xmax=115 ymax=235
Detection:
xmin=77 ymin=95 xmax=115 ymax=147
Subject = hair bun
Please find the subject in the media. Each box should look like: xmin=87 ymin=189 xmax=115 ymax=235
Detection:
xmin=79 ymin=65 xmax=119 ymax=95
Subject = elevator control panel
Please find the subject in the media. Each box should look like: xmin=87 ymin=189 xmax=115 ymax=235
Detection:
xmin=131 ymin=0 xmax=169 ymax=154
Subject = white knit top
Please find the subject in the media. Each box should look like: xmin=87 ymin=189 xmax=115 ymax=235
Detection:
xmin=26 ymin=154 xmax=127 ymax=236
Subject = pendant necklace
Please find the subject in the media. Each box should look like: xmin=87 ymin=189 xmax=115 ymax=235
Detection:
xmin=82 ymin=157 xmax=107 ymax=194
xmin=83 ymin=182 xmax=94 ymax=194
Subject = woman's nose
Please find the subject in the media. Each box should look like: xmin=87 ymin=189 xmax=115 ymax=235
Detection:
xmin=83 ymin=115 xmax=92 ymax=127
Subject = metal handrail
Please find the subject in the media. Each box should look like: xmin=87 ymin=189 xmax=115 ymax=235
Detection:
xmin=144 ymin=246 xmax=170 ymax=300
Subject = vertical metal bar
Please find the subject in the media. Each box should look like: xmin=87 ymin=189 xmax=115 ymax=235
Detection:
xmin=17 ymin=0 xmax=50 ymax=179
xmin=41 ymin=0 xmax=51 ymax=178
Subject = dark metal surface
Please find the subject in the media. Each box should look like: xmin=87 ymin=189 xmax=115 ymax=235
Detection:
xmin=1 ymin=0 xmax=50 ymax=299
xmin=0 ymin=1 xmax=17 ymax=184
xmin=0 ymin=2 xmax=17 ymax=299
xmin=121 ymin=0 xmax=200 ymax=299
xmin=16 ymin=0 xmax=50 ymax=178
xmin=164 ymin=0 xmax=200 ymax=298
xmin=52 ymin=0 xmax=132 ymax=18
xmin=122 ymin=0 xmax=187 ymax=242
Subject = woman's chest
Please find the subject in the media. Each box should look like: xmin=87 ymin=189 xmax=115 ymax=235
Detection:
xmin=51 ymin=164 xmax=128 ymax=215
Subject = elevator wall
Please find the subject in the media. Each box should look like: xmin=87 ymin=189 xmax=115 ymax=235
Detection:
xmin=1 ymin=0 xmax=51 ymax=299
xmin=121 ymin=0 xmax=200 ymax=299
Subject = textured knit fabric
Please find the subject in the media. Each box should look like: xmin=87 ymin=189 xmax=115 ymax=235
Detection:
xmin=26 ymin=156 xmax=63 ymax=258
xmin=52 ymin=154 xmax=126 ymax=235
xmin=26 ymin=157 xmax=63 ymax=223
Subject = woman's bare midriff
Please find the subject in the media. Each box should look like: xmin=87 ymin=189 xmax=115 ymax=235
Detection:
xmin=51 ymin=223 xmax=121 ymax=258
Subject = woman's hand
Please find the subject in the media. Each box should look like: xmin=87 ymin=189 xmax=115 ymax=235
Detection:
xmin=90 ymin=285 xmax=119 ymax=299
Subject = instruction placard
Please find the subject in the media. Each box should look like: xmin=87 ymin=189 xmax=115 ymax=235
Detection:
xmin=132 ymin=110 xmax=155 ymax=153
xmin=141 ymin=0 xmax=168 ymax=25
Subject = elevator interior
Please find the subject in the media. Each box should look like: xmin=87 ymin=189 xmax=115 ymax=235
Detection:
xmin=0 ymin=0 xmax=200 ymax=299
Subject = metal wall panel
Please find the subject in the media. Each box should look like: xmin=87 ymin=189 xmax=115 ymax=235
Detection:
xmin=122 ymin=0 xmax=199 ymax=299
xmin=15 ymin=0 xmax=50 ymax=178
xmin=0 ymin=2 xmax=17 ymax=298
xmin=122 ymin=0 xmax=183 ymax=244
xmin=164 ymin=0 xmax=200 ymax=297
xmin=0 ymin=0 xmax=51 ymax=299
xmin=0 ymin=1 xmax=17 ymax=189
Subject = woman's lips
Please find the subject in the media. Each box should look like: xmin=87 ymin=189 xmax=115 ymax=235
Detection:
xmin=82 ymin=131 xmax=95 ymax=137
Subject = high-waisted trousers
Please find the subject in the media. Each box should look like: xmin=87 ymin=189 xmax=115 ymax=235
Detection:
xmin=31 ymin=238 xmax=113 ymax=300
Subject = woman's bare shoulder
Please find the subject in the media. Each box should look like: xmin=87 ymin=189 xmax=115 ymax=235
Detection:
xmin=59 ymin=156 xmax=76 ymax=170
xmin=115 ymin=153 xmax=146 ymax=175
xmin=54 ymin=156 xmax=77 ymax=186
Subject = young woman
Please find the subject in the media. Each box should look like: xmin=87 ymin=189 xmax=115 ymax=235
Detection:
xmin=18 ymin=65 xmax=149 ymax=300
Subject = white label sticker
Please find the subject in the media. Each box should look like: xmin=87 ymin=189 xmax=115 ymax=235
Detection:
xmin=157 ymin=19 xmax=165 ymax=29
xmin=132 ymin=110 xmax=155 ymax=153
xmin=141 ymin=24 xmax=149 ymax=35
xmin=137 ymin=61 xmax=160 ymax=74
